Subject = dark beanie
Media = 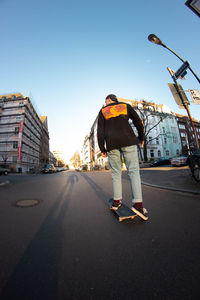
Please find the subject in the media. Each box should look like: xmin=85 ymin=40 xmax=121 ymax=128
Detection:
xmin=105 ymin=94 xmax=118 ymax=102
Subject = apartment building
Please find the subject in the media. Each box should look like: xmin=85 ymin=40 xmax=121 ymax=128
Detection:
xmin=81 ymin=135 xmax=91 ymax=169
xmin=158 ymin=114 xmax=182 ymax=159
xmin=0 ymin=93 xmax=49 ymax=172
xmin=52 ymin=150 xmax=65 ymax=166
xmin=175 ymin=114 xmax=200 ymax=155
xmin=49 ymin=151 xmax=57 ymax=166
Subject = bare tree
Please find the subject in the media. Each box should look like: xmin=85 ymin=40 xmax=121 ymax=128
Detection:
xmin=136 ymin=101 xmax=168 ymax=162
xmin=70 ymin=151 xmax=81 ymax=168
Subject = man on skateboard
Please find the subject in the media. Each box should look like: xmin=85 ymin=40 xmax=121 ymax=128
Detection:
xmin=97 ymin=94 xmax=148 ymax=221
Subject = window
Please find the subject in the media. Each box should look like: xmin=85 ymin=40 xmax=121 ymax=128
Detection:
xmin=176 ymin=149 xmax=180 ymax=155
xmin=173 ymin=137 xmax=178 ymax=143
xmin=156 ymin=137 xmax=159 ymax=145
xmin=149 ymin=136 xmax=152 ymax=144
xmin=158 ymin=150 xmax=161 ymax=157
xmin=16 ymin=115 xmax=21 ymax=121
xmin=164 ymin=137 xmax=167 ymax=144
xmin=181 ymin=132 xmax=186 ymax=137
xmin=150 ymin=150 xmax=154 ymax=158
xmin=12 ymin=156 xmax=17 ymax=163
xmin=13 ymin=141 xmax=18 ymax=149
xmin=166 ymin=150 xmax=169 ymax=156
xmin=15 ymin=127 xmax=19 ymax=134
xmin=179 ymin=124 xmax=185 ymax=129
xmin=162 ymin=127 xmax=166 ymax=133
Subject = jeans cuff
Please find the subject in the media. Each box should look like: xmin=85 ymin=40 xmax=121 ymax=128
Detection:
xmin=132 ymin=199 xmax=143 ymax=203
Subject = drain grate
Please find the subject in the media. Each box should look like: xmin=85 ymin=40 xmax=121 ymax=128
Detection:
xmin=14 ymin=199 xmax=41 ymax=208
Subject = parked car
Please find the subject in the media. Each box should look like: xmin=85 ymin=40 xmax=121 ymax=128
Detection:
xmin=171 ymin=156 xmax=188 ymax=167
xmin=41 ymin=164 xmax=56 ymax=173
xmin=0 ymin=166 xmax=10 ymax=175
xmin=75 ymin=167 xmax=82 ymax=172
xmin=150 ymin=157 xmax=171 ymax=167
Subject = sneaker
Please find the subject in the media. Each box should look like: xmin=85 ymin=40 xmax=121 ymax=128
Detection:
xmin=111 ymin=200 xmax=122 ymax=210
xmin=131 ymin=203 xmax=148 ymax=220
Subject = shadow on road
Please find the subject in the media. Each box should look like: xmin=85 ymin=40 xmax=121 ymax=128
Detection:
xmin=0 ymin=173 xmax=78 ymax=300
xmin=80 ymin=172 xmax=111 ymax=205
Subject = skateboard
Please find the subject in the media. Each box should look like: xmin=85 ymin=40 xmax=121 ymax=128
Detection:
xmin=109 ymin=199 xmax=137 ymax=222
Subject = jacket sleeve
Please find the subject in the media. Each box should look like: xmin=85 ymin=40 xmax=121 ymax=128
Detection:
xmin=128 ymin=104 xmax=144 ymax=141
xmin=97 ymin=110 xmax=107 ymax=153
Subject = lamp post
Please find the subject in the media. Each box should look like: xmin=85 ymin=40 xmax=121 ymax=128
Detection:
xmin=148 ymin=33 xmax=200 ymax=182
xmin=148 ymin=33 xmax=200 ymax=150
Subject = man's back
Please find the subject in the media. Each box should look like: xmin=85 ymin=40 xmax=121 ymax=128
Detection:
xmin=97 ymin=101 xmax=144 ymax=153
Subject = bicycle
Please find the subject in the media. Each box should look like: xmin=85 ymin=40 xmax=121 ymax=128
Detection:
xmin=188 ymin=151 xmax=200 ymax=182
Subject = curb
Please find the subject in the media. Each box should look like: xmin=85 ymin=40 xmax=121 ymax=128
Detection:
xmin=0 ymin=180 xmax=10 ymax=187
xmin=141 ymin=181 xmax=200 ymax=195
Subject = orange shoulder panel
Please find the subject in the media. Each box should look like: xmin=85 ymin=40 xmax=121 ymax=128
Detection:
xmin=102 ymin=103 xmax=127 ymax=120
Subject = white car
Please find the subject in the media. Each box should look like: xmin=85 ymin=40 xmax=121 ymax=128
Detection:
xmin=171 ymin=156 xmax=188 ymax=167
xmin=0 ymin=167 xmax=10 ymax=175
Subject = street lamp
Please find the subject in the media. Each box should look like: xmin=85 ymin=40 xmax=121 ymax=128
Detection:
xmin=148 ymin=34 xmax=200 ymax=84
xmin=148 ymin=33 xmax=200 ymax=181
xmin=148 ymin=33 xmax=200 ymax=149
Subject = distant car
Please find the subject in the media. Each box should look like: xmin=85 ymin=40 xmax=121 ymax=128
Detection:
xmin=75 ymin=167 xmax=82 ymax=172
xmin=150 ymin=158 xmax=171 ymax=167
xmin=55 ymin=167 xmax=65 ymax=172
xmin=0 ymin=166 xmax=10 ymax=175
xmin=93 ymin=165 xmax=101 ymax=170
xmin=41 ymin=164 xmax=56 ymax=173
xmin=171 ymin=156 xmax=188 ymax=167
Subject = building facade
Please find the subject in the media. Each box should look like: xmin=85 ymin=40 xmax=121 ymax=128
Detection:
xmin=175 ymin=114 xmax=200 ymax=155
xmin=52 ymin=150 xmax=65 ymax=166
xmin=0 ymin=93 xmax=49 ymax=172
xmin=81 ymin=135 xmax=91 ymax=169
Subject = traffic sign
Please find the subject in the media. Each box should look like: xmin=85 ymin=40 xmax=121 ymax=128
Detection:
xmin=189 ymin=89 xmax=200 ymax=105
xmin=168 ymin=83 xmax=190 ymax=109
xmin=174 ymin=61 xmax=190 ymax=80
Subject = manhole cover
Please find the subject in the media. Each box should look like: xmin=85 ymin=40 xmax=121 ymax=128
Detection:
xmin=15 ymin=199 xmax=41 ymax=208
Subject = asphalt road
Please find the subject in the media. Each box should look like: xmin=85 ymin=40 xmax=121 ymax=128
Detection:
xmin=0 ymin=171 xmax=200 ymax=299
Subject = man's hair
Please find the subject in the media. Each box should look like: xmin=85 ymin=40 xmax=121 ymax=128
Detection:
xmin=105 ymin=94 xmax=118 ymax=102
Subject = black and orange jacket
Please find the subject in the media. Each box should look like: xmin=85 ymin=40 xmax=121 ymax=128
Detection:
xmin=97 ymin=102 xmax=144 ymax=153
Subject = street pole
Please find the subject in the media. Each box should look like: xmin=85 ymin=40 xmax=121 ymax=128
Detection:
xmin=148 ymin=34 xmax=200 ymax=150
xmin=167 ymin=67 xmax=200 ymax=150
xmin=148 ymin=34 xmax=200 ymax=181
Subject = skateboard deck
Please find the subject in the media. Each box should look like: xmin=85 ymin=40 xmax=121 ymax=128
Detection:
xmin=109 ymin=199 xmax=137 ymax=222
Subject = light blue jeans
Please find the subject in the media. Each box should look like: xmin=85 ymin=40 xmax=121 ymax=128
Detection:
xmin=107 ymin=145 xmax=143 ymax=204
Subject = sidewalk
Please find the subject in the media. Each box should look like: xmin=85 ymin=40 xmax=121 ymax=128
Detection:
xmin=140 ymin=166 xmax=200 ymax=195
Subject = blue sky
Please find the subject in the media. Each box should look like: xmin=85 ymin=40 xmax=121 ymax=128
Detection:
xmin=0 ymin=0 xmax=200 ymax=162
